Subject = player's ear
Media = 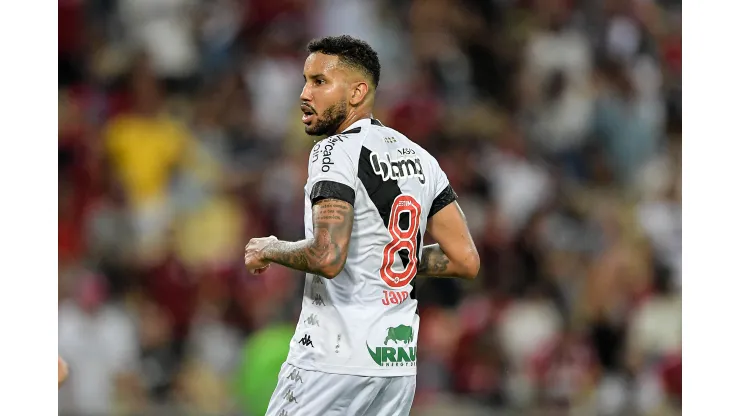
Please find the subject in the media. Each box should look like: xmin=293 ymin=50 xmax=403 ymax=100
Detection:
xmin=349 ymin=81 xmax=369 ymax=106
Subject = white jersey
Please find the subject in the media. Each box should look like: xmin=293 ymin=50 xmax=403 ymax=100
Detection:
xmin=286 ymin=118 xmax=457 ymax=377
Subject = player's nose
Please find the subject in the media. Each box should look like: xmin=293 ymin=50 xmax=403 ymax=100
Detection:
xmin=300 ymin=84 xmax=312 ymax=102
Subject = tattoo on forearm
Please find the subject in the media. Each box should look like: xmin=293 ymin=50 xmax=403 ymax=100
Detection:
xmin=417 ymin=244 xmax=452 ymax=277
xmin=264 ymin=199 xmax=353 ymax=277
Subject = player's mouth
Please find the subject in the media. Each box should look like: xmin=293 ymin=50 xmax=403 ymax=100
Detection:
xmin=301 ymin=104 xmax=316 ymax=125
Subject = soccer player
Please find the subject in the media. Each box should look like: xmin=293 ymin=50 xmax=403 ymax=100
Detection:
xmin=244 ymin=35 xmax=480 ymax=416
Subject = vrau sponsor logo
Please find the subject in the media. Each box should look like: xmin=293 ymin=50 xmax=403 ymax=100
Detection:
xmin=366 ymin=324 xmax=416 ymax=367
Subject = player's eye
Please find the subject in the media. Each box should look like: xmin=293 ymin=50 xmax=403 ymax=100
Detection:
xmin=315 ymin=79 xmax=326 ymax=86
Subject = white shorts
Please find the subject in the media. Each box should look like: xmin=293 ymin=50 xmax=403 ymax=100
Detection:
xmin=265 ymin=363 xmax=416 ymax=416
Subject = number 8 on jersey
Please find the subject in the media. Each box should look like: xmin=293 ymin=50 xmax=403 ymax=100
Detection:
xmin=381 ymin=194 xmax=422 ymax=288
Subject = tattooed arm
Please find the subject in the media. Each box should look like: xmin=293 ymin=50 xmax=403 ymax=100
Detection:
xmin=245 ymin=199 xmax=354 ymax=279
xmin=417 ymin=202 xmax=479 ymax=279
xmin=416 ymin=244 xmax=453 ymax=277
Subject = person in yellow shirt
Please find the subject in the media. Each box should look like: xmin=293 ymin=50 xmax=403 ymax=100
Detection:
xmin=105 ymin=111 xmax=189 ymax=206
xmin=104 ymin=55 xmax=192 ymax=257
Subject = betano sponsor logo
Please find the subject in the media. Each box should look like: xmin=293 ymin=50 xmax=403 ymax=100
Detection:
xmin=366 ymin=324 xmax=416 ymax=367
xmin=370 ymin=151 xmax=426 ymax=184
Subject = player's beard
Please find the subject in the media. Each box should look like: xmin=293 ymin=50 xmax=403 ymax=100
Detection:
xmin=305 ymin=100 xmax=348 ymax=137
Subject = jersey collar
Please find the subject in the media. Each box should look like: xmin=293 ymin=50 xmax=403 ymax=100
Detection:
xmin=340 ymin=117 xmax=383 ymax=134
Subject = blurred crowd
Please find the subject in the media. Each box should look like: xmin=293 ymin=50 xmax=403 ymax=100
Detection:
xmin=58 ymin=0 xmax=681 ymax=415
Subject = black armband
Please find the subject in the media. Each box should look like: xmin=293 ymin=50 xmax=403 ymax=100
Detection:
xmin=310 ymin=180 xmax=355 ymax=206
xmin=428 ymin=185 xmax=457 ymax=218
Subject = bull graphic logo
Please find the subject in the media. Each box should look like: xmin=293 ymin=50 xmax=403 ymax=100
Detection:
xmin=384 ymin=324 xmax=414 ymax=345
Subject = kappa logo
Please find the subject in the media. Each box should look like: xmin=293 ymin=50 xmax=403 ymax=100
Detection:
xmin=304 ymin=313 xmax=320 ymax=327
xmin=278 ymin=410 xmax=289 ymax=416
xmin=283 ymin=389 xmax=298 ymax=403
xmin=286 ymin=368 xmax=303 ymax=383
xmin=312 ymin=275 xmax=324 ymax=285
xmin=366 ymin=324 xmax=417 ymax=367
xmin=370 ymin=151 xmax=426 ymax=184
xmin=298 ymin=334 xmax=314 ymax=347
xmin=312 ymin=294 xmax=326 ymax=306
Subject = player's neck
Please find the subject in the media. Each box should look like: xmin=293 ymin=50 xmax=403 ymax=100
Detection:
xmin=336 ymin=110 xmax=373 ymax=134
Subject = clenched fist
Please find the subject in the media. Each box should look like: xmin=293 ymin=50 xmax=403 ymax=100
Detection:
xmin=244 ymin=236 xmax=278 ymax=274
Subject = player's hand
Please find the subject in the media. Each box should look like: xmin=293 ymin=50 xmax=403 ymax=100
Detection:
xmin=244 ymin=235 xmax=278 ymax=274
xmin=58 ymin=356 xmax=68 ymax=388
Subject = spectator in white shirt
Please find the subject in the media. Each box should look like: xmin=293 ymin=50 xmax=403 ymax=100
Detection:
xmin=58 ymin=273 xmax=141 ymax=414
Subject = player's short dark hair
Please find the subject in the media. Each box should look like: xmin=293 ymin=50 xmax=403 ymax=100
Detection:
xmin=307 ymin=35 xmax=381 ymax=89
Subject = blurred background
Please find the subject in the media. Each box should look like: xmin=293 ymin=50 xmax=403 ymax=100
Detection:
xmin=57 ymin=0 xmax=681 ymax=415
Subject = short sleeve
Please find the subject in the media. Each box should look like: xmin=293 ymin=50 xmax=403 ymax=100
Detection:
xmin=428 ymin=157 xmax=457 ymax=218
xmin=307 ymin=135 xmax=357 ymax=206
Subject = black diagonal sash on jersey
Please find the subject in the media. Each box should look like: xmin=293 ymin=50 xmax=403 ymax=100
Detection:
xmin=358 ymin=146 xmax=419 ymax=301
